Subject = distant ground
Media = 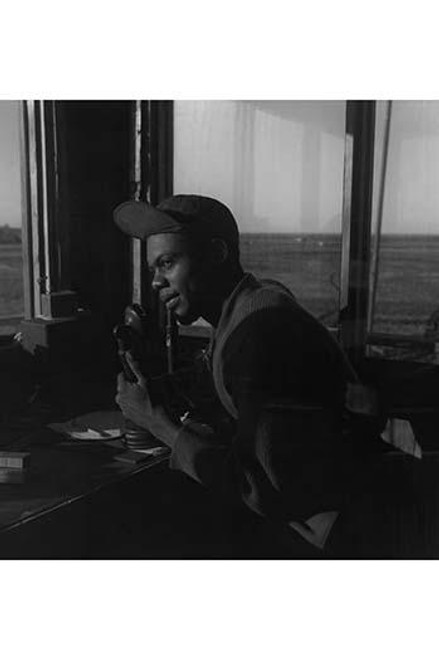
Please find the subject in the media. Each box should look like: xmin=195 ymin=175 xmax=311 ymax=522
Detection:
xmin=240 ymin=233 xmax=439 ymax=338
xmin=1 ymin=232 xmax=438 ymax=353
xmin=0 ymin=225 xmax=21 ymax=244
xmin=0 ymin=226 xmax=22 ymax=333
xmin=0 ymin=244 xmax=23 ymax=335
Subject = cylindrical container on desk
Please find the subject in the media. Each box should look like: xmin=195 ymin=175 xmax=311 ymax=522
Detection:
xmin=123 ymin=418 xmax=161 ymax=450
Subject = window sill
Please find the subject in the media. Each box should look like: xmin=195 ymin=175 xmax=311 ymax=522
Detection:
xmin=367 ymin=332 xmax=438 ymax=365
xmin=178 ymin=322 xmax=339 ymax=341
xmin=0 ymin=315 xmax=23 ymax=342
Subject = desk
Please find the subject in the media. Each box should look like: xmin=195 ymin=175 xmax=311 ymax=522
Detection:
xmin=0 ymin=422 xmax=175 ymax=558
xmin=0 ymin=415 xmax=246 ymax=559
xmin=3 ymin=408 xmax=439 ymax=559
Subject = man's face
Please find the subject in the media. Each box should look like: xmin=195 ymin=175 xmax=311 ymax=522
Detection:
xmin=146 ymin=232 xmax=209 ymax=324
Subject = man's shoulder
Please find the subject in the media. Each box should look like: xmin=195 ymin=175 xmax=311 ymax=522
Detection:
xmin=232 ymin=275 xmax=327 ymax=337
xmin=257 ymin=277 xmax=297 ymax=301
xmin=216 ymin=272 xmax=339 ymax=367
xmin=223 ymin=275 xmax=344 ymax=363
xmin=233 ymin=274 xmax=299 ymax=317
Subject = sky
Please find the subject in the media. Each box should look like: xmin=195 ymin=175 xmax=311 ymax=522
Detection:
xmin=2 ymin=100 xmax=439 ymax=233
xmin=174 ymin=100 xmax=439 ymax=234
xmin=174 ymin=100 xmax=346 ymax=233
xmin=373 ymin=101 xmax=439 ymax=234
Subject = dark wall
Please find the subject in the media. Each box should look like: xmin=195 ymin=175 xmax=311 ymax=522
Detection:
xmin=58 ymin=101 xmax=132 ymax=330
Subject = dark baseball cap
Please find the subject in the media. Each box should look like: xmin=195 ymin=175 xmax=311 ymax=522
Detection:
xmin=113 ymin=194 xmax=240 ymax=245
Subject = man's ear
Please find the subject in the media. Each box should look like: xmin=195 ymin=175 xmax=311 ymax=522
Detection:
xmin=209 ymin=238 xmax=229 ymax=265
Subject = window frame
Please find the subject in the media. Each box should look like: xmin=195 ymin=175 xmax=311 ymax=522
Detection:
xmin=364 ymin=100 xmax=439 ymax=363
xmin=130 ymin=101 xmax=174 ymax=310
xmin=0 ymin=101 xmax=70 ymax=335
xmin=2 ymin=99 xmax=437 ymax=366
xmin=20 ymin=101 xmax=63 ymax=320
xmin=2 ymin=101 xmax=135 ymax=368
xmin=169 ymin=100 xmax=376 ymax=359
xmin=171 ymin=100 xmax=439 ymax=367
xmin=338 ymin=101 xmax=376 ymax=366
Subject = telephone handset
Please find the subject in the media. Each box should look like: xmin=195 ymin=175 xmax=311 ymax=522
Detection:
xmin=113 ymin=304 xmax=152 ymax=383
xmin=113 ymin=302 xmax=177 ymax=448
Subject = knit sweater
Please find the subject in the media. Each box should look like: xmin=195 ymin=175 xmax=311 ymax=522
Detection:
xmin=169 ymin=274 xmax=375 ymax=546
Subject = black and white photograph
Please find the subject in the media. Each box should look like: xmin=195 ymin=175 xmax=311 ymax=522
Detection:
xmin=1 ymin=99 xmax=439 ymax=560
xmin=1 ymin=2 xmax=438 ymax=656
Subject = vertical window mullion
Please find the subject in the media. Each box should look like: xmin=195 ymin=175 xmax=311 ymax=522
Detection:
xmin=130 ymin=101 xmax=173 ymax=310
xmin=23 ymin=101 xmax=45 ymax=318
xmin=130 ymin=100 xmax=145 ymax=306
xmin=20 ymin=102 xmax=35 ymax=320
xmin=21 ymin=101 xmax=70 ymax=321
xmin=339 ymin=101 xmax=376 ymax=367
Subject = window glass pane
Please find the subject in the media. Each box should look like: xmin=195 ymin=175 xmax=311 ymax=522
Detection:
xmin=0 ymin=101 xmax=23 ymax=336
xmin=174 ymin=101 xmax=345 ymax=325
xmin=369 ymin=101 xmax=439 ymax=362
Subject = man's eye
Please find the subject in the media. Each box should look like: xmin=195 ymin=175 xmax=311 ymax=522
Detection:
xmin=159 ymin=259 xmax=174 ymax=271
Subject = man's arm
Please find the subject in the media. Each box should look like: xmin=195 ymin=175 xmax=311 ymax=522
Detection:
xmin=115 ymin=353 xmax=181 ymax=448
xmin=116 ymin=315 xmax=352 ymax=521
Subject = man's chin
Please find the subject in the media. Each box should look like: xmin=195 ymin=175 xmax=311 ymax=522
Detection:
xmin=173 ymin=299 xmax=202 ymax=325
xmin=176 ymin=312 xmax=201 ymax=326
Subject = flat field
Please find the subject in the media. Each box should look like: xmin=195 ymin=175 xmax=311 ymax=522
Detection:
xmin=0 ymin=244 xmax=23 ymax=335
xmin=1 ymin=235 xmax=438 ymax=338
xmin=240 ymin=233 xmax=439 ymax=336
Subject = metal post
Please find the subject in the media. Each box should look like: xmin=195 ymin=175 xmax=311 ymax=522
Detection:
xmin=131 ymin=100 xmax=145 ymax=306
xmin=367 ymin=100 xmax=393 ymax=333
xmin=339 ymin=101 xmax=376 ymax=367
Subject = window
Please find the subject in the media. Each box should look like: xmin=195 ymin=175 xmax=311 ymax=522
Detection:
xmin=367 ymin=101 xmax=439 ymax=363
xmin=1 ymin=101 xmax=134 ymax=361
xmin=0 ymin=101 xmax=23 ymax=337
xmin=174 ymin=101 xmax=346 ymax=327
xmin=6 ymin=99 xmax=435 ymax=367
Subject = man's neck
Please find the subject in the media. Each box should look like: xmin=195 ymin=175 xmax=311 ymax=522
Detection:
xmin=201 ymin=267 xmax=244 ymax=327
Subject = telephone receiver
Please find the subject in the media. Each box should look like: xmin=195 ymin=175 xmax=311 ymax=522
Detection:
xmin=113 ymin=301 xmax=177 ymax=384
xmin=112 ymin=301 xmax=177 ymax=449
xmin=113 ymin=304 xmax=150 ymax=383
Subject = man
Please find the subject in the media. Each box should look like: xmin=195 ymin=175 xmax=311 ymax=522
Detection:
xmin=113 ymin=194 xmax=386 ymax=557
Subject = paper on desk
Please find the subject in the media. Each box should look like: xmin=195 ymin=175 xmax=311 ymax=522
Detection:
xmin=49 ymin=410 xmax=125 ymax=441
xmin=382 ymin=418 xmax=422 ymax=459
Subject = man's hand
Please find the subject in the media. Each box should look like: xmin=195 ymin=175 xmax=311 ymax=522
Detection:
xmin=115 ymin=352 xmax=180 ymax=448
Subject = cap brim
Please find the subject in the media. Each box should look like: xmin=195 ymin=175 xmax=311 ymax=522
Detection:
xmin=113 ymin=201 xmax=183 ymax=240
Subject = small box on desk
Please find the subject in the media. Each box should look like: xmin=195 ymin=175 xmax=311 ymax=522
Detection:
xmin=0 ymin=452 xmax=30 ymax=470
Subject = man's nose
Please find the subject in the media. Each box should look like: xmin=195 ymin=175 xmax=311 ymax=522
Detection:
xmin=151 ymin=271 xmax=167 ymax=290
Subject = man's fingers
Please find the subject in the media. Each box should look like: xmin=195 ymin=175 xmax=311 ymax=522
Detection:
xmin=125 ymin=351 xmax=146 ymax=385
